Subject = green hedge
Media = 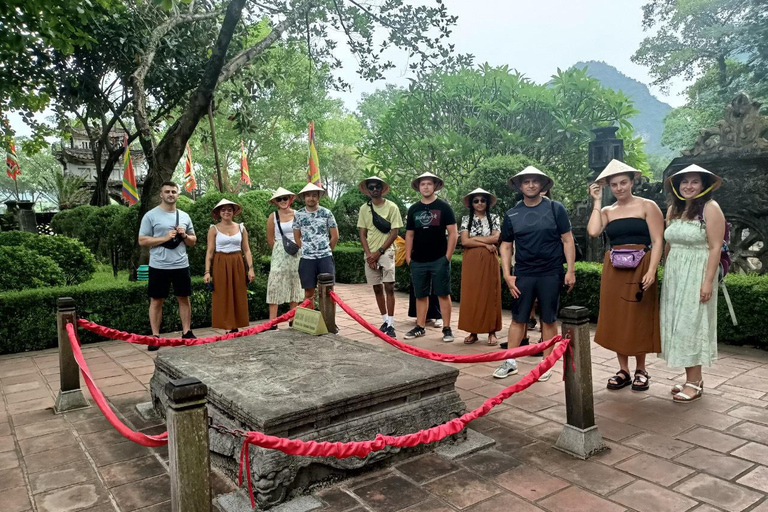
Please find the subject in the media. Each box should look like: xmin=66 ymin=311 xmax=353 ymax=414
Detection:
xmin=0 ymin=246 xmax=66 ymax=291
xmin=0 ymin=231 xmax=97 ymax=285
xmin=0 ymin=275 xmax=269 ymax=354
xmin=334 ymin=245 xmax=766 ymax=347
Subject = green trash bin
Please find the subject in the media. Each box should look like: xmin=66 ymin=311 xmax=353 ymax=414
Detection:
xmin=137 ymin=265 xmax=149 ymax=282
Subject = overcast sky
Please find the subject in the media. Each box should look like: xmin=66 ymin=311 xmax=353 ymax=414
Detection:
xmin=9 ymin=0 xmax=686 ymax=137
xmin=330 ymin=0 xmax=687 ymax=111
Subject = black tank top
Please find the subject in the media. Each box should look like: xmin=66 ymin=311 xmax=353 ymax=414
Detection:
xmin=604 ymin=217 xmax=651 ymax=247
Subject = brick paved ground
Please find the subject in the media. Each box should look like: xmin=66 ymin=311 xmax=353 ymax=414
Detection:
xmin=1 ymin=282 xmax=768 ymax=511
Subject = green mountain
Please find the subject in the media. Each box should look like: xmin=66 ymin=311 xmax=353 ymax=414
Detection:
xmin=570 ymin=60 xmax=674 ymax=156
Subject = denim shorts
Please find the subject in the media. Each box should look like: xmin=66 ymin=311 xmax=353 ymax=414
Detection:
xmin=298 ymin=256 xmax=335 ymax=290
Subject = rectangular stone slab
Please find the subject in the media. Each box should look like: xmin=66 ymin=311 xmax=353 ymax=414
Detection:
xmin=150 ymin=330 xmax=466 ymax=509
xmin=151 ymin=330 xmax=461 ymax=435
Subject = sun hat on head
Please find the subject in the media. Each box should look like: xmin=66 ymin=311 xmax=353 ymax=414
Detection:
xmin=211 ymin=198 xmax=242 ymax=219
xmin=665 ymin=164 xmax=723 ymax=200
xmin=358 ymin=176 xmax=390 ymax=196
xmin=463 ymin=188 xmax=497 ymax=208
xmin=507 ymin=166 xmax=554 ymax=192
xmin=269 ymin=187 xmax=296 ymax=204
xmin=410 ymin=172 xmax=444 ymax=192
xmin=593 ymin=159 xmax=642 ymax=185
xmin=297 ymin=182 xmax=326 ymax=199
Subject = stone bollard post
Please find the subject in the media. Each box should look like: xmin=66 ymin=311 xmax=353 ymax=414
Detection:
xmin=317 ymin=272 xmax=337 ymax=334
xmin=165 ymin=377 xmax=212 ymax=512
xmin=555 ymin=306 xmax=607 ymax=459
xmin=54 ymin=297 xmax=90 ymax=413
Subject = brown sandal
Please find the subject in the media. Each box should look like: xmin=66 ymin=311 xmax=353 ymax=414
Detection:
xmin=487 ymin=333 xmax=498 ymax=346
xmin=463 ymin=334 xmax=478 ymax=345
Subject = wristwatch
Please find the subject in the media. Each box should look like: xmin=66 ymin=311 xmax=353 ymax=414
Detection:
xmin=379 ymin=247 xmax=386 ymax=255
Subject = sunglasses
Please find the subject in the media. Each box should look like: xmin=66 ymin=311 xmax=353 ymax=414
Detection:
xmin=275 ymin=196 xmax=290 ymax=202
xmin=367 ymin=184 xmax=382 ymax=191
xmin=472 ymin=197 xmax=487 ymax=204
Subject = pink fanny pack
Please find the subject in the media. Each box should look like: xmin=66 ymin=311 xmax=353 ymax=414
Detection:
xmin=609 ymin=247 xmax=649 ymax=269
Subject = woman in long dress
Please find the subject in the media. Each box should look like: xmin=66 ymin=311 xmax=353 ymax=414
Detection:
xmin=204 ymin=199 xmax=254 ymax=332
xmin=587 ymin=160 xmax=664 ymax=391
xmin=660 ymin=165 xmax=725 ymax=403
xmin=458 ymin=188 xmax=502 ymax=345
xmin=266 ymin=187 xmax=303 ymax=324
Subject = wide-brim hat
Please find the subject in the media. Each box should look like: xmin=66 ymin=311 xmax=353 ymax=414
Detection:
xmin=269 ymin=187 xmax=296 ymax=204
xmin=297 ymin=182 xmax=326 ymax=199
xmin=359 ymin=176 xmax=390 ymax=196
xmin=463 ymin=188 xmax=497 ymax=208
xmin=665 ymin=164 xmax=723 ymax=198
xmin=411 ymin=172 xmax=444 ymax=192
xmin=593 ymin=159 xmax=642 ymax=185
xmin=507 ymin=166 xmax=554 ymax=192
xmin=211 ymin=198 xmax=242 ymax=219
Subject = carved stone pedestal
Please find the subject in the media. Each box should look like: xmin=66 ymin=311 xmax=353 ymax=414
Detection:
xmin=150 ymin=330 xmax=466 ymax=510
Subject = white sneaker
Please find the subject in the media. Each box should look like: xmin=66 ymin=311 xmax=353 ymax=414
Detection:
xmin=432 ymin=319 xmax=443 ymax=328
xmin=493 ymin=360 xmax=518 ymax=379
xmin=538 ymin=369 xmax=553 ymax=382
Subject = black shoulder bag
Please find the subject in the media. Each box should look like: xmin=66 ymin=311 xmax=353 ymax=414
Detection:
xmin=159 ymin=210 xmax=184 ymax=249
xmin=369 ymin=201 xmax=392 ymax=234
xmin=276 ymin=215 xmax=300 ymax=256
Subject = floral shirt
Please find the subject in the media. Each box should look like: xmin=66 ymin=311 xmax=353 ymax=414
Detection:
xmin=293 ymin=206 xmax=338 ymax=259
xmin=460 ymin=213 xmax=499 ymax=238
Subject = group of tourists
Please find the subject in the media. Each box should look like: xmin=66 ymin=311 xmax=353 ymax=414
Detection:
xmin=138 ymin=157 xmax=726 ymax=402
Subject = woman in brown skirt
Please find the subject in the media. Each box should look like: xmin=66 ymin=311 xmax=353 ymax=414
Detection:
xmin=587 ymin=160 xmax=664 ymax=391
xmin=458 ymin=188 xmax=502 ymax=345
xmin=203 ymin=199 xmax=255 ymax=332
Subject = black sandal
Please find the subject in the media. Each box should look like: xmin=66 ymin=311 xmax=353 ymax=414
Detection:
xmin=607 ymin=369 xmax=632 ymax=390
xmin=632 ymin=369 xmax=650 ymax=391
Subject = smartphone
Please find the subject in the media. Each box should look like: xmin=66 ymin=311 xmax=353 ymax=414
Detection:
xmin=205 ymin=281 xmax=214 ymax=292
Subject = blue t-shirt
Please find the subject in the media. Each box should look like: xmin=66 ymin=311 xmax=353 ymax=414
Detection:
xmin=500 ymin=198 xmax=571 ymax=276
xmin=139 ymin=206 xmax=195 ymax=269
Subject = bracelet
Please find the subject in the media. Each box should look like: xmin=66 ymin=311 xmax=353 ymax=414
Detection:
xmin=592 ymin=208 xmax=601 ymax=212
xmin=204 ymin=271 xmax=210 ymax=274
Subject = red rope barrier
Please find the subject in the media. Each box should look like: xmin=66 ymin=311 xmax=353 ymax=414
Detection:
xmin=237 ymin=337 xmax=570 ymax=508
xmin=330 ymin=291 xmax=556 ymax=363
xmin=77 ymin=299 xmax=312 ymax=346
xmin=65 ymin=323 xmax=168 ymax=447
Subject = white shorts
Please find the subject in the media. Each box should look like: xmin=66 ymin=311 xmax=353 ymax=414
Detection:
xmin=364 ymin=248 xmax=396 ymax=285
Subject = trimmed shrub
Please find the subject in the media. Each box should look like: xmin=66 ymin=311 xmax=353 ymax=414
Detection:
xmin=0 ymin=274 xmax=269 ymax=354
xmin=51 ymin=205 xmax=99 ymax=241
xmin=0 ymin=246 xmax=66 ymax=291
xmin=241 ymin=189 xmax=275 ymax=219
xmin=0 ymin=231 xmax=97 ymax=285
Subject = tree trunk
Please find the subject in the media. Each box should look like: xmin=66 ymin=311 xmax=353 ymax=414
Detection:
xmin=89 ymin=146 xmax=125 ymax=206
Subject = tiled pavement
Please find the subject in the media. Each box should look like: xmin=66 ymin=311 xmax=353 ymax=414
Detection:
xmin=1 ymin=283 xmax=768 ymax=512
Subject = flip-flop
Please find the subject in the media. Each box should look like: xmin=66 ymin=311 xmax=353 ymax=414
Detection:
xmin=463 ymin=335 xmax=478 ymax=345
xmin=487 ymin=334 xmax=498 ymax=346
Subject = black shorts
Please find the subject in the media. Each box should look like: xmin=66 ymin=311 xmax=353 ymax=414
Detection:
xmin=511 ymin=274 xmax=563 ymax=324
xmin=410 ymin=257 xmax=452 ymax=298
xmin=148 ymin=267 xmax=192 ymax=299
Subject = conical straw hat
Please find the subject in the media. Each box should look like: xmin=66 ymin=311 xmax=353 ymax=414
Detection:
xmin=358 ymin=176 xmax=391 ymax=196
xmin=211 ymin=198 xmax=242 ymax=219
xmin=593 ymin=159 xmax=642 ymax=185
xmin=297 ymin=182 xmax=326 ymax=198
xmin=463 ymin=188 xmax=497 ymax=208
xmin=269 ymin=187 xmax=296 ymax=204
xmin=507 ymin=166 xmax=554 ymax=192
xmin=410 ymin=172 xmax=444 ymax=192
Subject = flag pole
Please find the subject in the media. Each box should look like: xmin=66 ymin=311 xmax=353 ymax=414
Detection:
xmin=208 ymin=99 xmax=223 ymax=192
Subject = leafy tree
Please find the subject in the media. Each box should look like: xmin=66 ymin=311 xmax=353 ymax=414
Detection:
xmin=360 ymin=65 xmax=644 ymax=207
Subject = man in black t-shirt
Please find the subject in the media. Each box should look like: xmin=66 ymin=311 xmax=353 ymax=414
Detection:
xmin=492 ymin=166 xmax=576 ymax=382
xmin=404 ymin=172 xmax=458 ymax=342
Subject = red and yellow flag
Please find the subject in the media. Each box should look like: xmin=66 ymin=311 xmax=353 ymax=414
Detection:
xmin=121 ymin=135 xmax=139 ymax=205
xmin=306 ymin=121 xmax=320 ymax=185
xmin=6 ymin=141 xmax=20 ymax=181
xmin=183 ymin=143 xmax=196 ymax=192
xmin=240 ymin=140 xmax=251 ymax=186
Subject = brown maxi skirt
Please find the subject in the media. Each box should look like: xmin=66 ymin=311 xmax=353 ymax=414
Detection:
xmin=458 ymin=246 xmax=502 ymax=334
xmin=211 ymin=251 xmax=249 ymax=330
xmin=594 ymin=245 xmax=661 ymax=356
